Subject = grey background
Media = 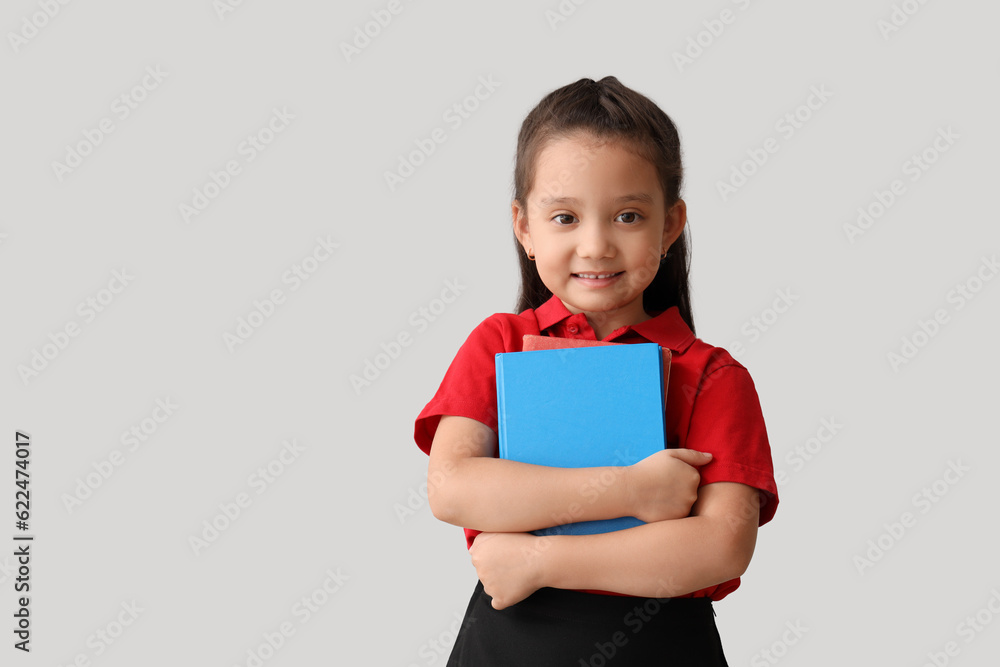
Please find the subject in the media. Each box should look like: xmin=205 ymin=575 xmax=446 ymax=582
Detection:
xmin=2 ymin=0 xmax=998 ymax=664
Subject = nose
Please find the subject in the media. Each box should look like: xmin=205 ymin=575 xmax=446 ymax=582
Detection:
xmin=576 ymin=219 xmax=615 ymax=259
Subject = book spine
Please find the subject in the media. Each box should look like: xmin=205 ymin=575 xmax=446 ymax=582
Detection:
xmin=658 ymin=346 xmax=667 ymax=449
xmin=495 ymin=354 xmax=507 ymax=460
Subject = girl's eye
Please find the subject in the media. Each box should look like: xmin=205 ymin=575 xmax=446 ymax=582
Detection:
xmin=553 ymin=214 xmax=576 ymax=225
xmin=617 ymin=212 xmax=642 ymax=224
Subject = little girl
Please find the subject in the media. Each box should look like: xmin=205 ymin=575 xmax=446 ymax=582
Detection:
xmin=413 ymin=76 xmax=779 ymax=666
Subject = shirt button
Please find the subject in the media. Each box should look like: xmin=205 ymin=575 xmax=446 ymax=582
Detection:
xmin=567 ymin=324 xmax=579 ymax=334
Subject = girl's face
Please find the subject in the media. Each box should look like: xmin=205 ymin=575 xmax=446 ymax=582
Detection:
xmin=513 ymin=133 xmax=686 ymax=339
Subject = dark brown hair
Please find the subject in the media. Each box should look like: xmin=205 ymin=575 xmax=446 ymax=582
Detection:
xmin=511 ymin=76 xmax=695 ymax=334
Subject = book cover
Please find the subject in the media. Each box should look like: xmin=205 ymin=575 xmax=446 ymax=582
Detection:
xmin=495 ymin=341 xmax=668 ymax=536
xmin=521 ymin=335 xmax=671 ymax=410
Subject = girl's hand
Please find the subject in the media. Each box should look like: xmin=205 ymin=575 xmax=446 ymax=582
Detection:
xmin=626 ymin=448 xmax=712 ymax=523
xmin=469 ymin=531 xmax=546 ymax=610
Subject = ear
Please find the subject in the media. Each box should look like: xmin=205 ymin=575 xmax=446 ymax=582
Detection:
xmin=511 ymin=200 xmax=531 ymax=252
xmin=662 ymin=199 xmax=687 ymax=251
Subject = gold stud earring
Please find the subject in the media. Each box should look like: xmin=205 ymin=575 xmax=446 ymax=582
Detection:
xmin=527 ymin=249 xmax=535 ymax=261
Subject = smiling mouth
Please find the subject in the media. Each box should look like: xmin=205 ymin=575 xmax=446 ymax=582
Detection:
xmin=572 ymin=272 xmax=623 ymax=279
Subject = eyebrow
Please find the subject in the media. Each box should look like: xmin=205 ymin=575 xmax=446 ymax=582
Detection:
xmin=537 ymin=193 xmax=655 ymax=206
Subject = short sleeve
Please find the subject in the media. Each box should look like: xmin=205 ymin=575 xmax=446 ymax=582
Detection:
xmin=413 ymin=316 xmax=505 ymax=456
xmin=683 ymin=363 xmax=779 ymax=526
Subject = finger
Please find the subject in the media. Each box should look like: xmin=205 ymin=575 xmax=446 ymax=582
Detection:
xmin=668 ymin=448 xmax=714 ymax=466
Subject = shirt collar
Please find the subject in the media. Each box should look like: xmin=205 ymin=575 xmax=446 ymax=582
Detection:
xmin=531 ymin=293 xmax=696 ymax=354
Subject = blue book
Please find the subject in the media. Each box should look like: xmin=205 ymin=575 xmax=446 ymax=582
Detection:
xmin=494 ymin=341 xmax=668 ymax=536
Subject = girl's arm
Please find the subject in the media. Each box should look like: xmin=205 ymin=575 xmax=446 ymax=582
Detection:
xmin=469 ymin=481 xmax=761 ymax=608
xmin=427 ymin=415 xmax=711 ymax=533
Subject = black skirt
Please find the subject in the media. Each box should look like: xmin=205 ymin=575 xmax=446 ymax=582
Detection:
xmin=447 ymin=580 xmax=729 ymax=666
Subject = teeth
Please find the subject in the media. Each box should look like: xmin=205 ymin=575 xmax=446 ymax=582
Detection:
xmin=576 ymin=273 xmax=618 ymax=279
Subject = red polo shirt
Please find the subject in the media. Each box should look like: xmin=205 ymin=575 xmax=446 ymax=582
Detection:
xmin=414 ymin=294 xmax=778 ymax=602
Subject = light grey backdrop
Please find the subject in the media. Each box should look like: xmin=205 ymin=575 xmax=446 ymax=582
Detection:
xmin=2 ymin=0 xmax=998 ymax=665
